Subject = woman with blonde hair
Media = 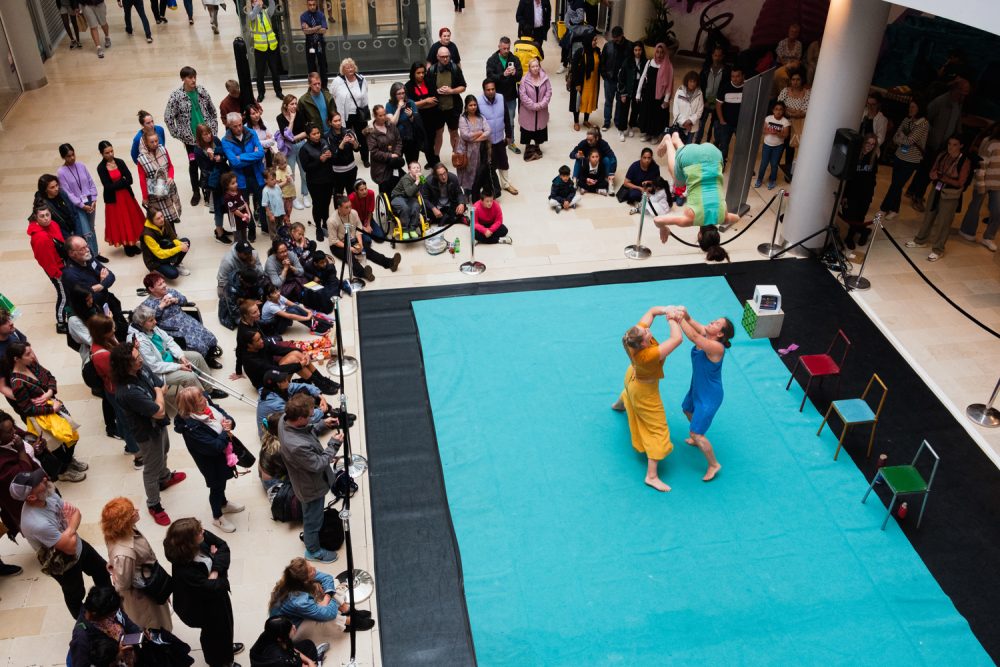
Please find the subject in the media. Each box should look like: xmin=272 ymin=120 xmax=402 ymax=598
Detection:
xmin=100 ymin=496 xmax=173 ymax=631
xmin=268 ymin=557 xmax=374 ymax=641
xmin=332 ymin=58 xmax=372 ymax=167
xmin=611 ymin=306 xmax=684 ymax=492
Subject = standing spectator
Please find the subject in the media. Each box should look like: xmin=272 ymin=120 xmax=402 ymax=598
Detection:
xmin=387 ymin=82 xmax=427 ymax=165
xmin=137 ymin=129 xmax=183 ymax=231
xmin=247 ymin=103 xmax=278 ymax=169
xmin=130 ymin=110 xmax=166 ymax=165
xmin=713 ymin=67 xmax=744 ymax=167
xmin=96 ymin=141 xmax=144 ymax=257
xmin=326 ymin=111 xmax=362 ymax=198
xmin=425 ymin=47 xmax=467 ymax=166
xmin=150 ymin=0 xmax=169 ymax=24
xmin=10 ymin=468 xmax=111 ymax=617
xmin=515 ymin=0 xmax=551 ymax=52
xmin=299 ymin=123 xmax=336 ymax=242
xmin=26 ymin=206 xmax=69 ymax=333
xmin=163 ymin=518 xmax=242 ymax=667
xmin=755 ymin=101 xmax=790 ymax=190
xmin=635 ymin=43 xmax=672 ymax=142
xmin=877 ymin=100 xmax=929 ymax=220
xmin=262 ymin=168 xmax=287 ymax=240
xmin=223 ymin=172 xmax=255 ymax=243
xmin=860 ymin=93 xmax=888 ymax=157
xmin=111 ymin=342 xmax=187 ymax=526
xmin=906 ymin=135 xmax=971 ymax=261
xmin=839 ymin=134 xmax=879 ymax=249
xmin=221 ymin=112 xmax=267 ymax=234
xmin=512 ymin=31 xmax=544 ymax=80
xmin=219 ymin=80 xmax=245 ymax=121
xmin=61 ymin=235 xmax=126 ymax=328
xmin=479 ymin=80 xmax=519 ymax=195
xmin=556 ymin=0 xmax=585 ymax=75
xmin=294 ymin=73 xmax=336 ymax=139
xmin=58 ymin=0 xmax=82 ymax=50
xmin=164 ymin=66 xmax=219 ymax=207
xmin=365 ymin=105 xmax=405 ymax=195
xmin=86 ymin=315 xmax=142 ymax=465
xmin=277 ymin=95 xmax=310 ymax=210
xmin=907 ymin=79 xmax=970 ymax=212
xmin=776 ymin=24 xmax=802 ymax=65
xmin=696 ymin=46 xmax=728 ymax=144
xmin=204 ymin=0 xmax=223 ymax=33
xmin=405 ymin=63 xmax=439 ymax=167
xmin=456 ymin=96 xmax=491 ymax=196
xmin=248 ymin=0 xmax=285 ymax=102
xmin=100 ymin=496 xmax=174 ymax=631
xmin=300 ymin=0 xmax=330 ymax=89
xmin=78 ymin=0 xmax=112 ymax=59
xmin=194 ymin=124 xmax=233 ymax=243
xmin=279 ymin=394 xmax=341 ymax=563
xmin=174 ymin=387 xmax=245 ymax=534
xmin=518 ymin=57 xmax=552 ymax=160
xmin=671 ymin=71 xmax=704 ymax=144
xmin=473 ymin=189 xmax=511 ymax=244
xmin=57 ymin=144 xmax=103 ymax=260
xmin=614 ymin=43 xmax=646 ymax=143
xmin=422 ymin=163 xmax=468 ymax=225
xmin=141 ymin=210 xmax=191 ymax=279
xmin=599 ymin=27 xmax=630 ymax=132
xmin=959 ymin=123 xmax=1000 ymax=251
xmin=485 ymin=37 xmax=524 ymax=154
xmin=805 ymin=39 xmax=821 ymax=85
xmin=777 ymin=69 xmax=809 ymax=179
xmin=570 ymin=33 xmax=601 ymax=132
xmin=33 ymin=174 xmax=77 ymax=242
xmin=331 ymin=59 xmax=371 ymax=168
xmin=425 ymin=27 xmax=462 ymax=68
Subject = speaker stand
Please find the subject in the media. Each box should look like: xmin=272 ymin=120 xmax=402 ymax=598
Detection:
xmin=769 ymin=179 xmax=852 ymax=287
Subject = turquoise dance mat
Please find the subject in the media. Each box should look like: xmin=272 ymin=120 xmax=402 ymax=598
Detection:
xmin=411 ymin=276 xmax=989 ymax=666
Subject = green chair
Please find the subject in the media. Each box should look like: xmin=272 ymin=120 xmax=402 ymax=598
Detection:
xmin=862 ymin=440 xmax=940 ymax=530
xmin=817 ymin=373 xmax=887 ymax=460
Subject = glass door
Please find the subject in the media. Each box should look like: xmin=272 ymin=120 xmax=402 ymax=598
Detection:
xmin=0 ymin=16 xmax=24 ymax=122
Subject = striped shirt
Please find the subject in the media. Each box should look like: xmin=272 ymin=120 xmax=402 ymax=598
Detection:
xmin=892 ymin=116 xmax=929 ymax=164
xmin=982 ymin=139 xmax=1000 ymax=192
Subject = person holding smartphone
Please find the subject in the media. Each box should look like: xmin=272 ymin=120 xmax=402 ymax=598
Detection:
xmin=68 ymin=586 xmax=143 ymax=667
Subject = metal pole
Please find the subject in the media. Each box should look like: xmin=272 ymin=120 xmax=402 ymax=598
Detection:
xmin=758 ymin=189 xmax=786 ymax=257
xmin=966 ymin=376 xmax=1000 ymax=428
xmin=460 ymin=206 xmax=485 ymax=275
xmin=624 ymin=192 xmax=652 ymax=259
xmin=842 ymin=212 xmax=882 ymax=291
xmin=326 ymin=296 xmax=359 ymax=376
xmin=344 ymin=223 xmax=365 ymax=292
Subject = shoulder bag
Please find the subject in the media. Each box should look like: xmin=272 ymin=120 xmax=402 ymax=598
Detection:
xmin=342 ymin=75 xmax=372 ymax=124
xmin=136 ymin=560 xmax=174 ymax=605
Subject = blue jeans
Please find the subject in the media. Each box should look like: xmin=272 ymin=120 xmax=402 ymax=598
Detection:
xmin=959 ymin=189 xmax=1000 ymax=241
xmin=211 ymin=189 xmax=225 ymax=228
xmin=302 ymin=496 xmax=326 ymax=553
xmin=602 ymin=76 xmax=617 ymax=127
xmin=573 ymin=155 xmax=617 ymax=179
xmin=150 ymin=238 xmax=189 ymax=279
xmin=504 ymin=98 xmax=517 ymax=141
xmin=879 ymin=157 xmax=918 ymax=214
xmin=122 ymin=0 xmax=152 ymax=37
xmin=107 ymin=393 xmax=139 ymax=454
xmin=286 ymin=141 xmax=309 ymax=197
xmin=75 ymin=207 xmax=98 ymax=255
xmin=714 ymin=123 xmax=736 ymax=165
xmin=757 ymin=143 xmax=784 ymax=185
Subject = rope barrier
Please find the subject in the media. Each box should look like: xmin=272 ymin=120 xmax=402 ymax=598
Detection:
xmin=666 ymin=193 xmax=779 ymax=248
xmin=881 ymin=228 xmax=1000 ymax=339
xmin=378 ymin=219 xmax=463 ymax=244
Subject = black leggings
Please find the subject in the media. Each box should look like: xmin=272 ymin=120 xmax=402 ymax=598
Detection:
xmin=52 ymin=540 xmax=111 ymax=618
xmin=346 ymin=113 xmax=370 ymax=163
xmin=61 ymin=12 xmax=80 ymax=43
xmin=332 ymin=167 xmax=358 ymax=198
xmin=308 ymin=180 xmax=334 ymax=230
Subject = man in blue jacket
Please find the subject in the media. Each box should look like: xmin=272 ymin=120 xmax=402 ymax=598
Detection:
xmin=221 ymin=112 xmax=266 ymax=233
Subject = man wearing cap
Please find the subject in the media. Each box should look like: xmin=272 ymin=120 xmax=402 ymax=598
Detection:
xmin=11 ymin=469 xmax=111 ymax=616
xmin=257 ymin=370 xmax=327 ymax=434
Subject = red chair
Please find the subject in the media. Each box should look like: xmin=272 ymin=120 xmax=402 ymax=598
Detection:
xmin=785 ymin=329 xmax=851 ymax=412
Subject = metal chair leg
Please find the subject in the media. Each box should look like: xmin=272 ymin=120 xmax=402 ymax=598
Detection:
xmin=882 ymin=494 xmax=897 ymax=530
xmin=916 ymin=492 xmax=930 ymax=528
xmin=861 ymin=473 xmax=879 ymax=503
xmin=817 ymin=405 xmax=833 ymax=436
xmin=785 ymin=360 xmax=800 ymax=391
xmin=866 ymin=420 xmax=878 ymax=459
xmin=833 ymin=423 xmax=849 ymax=460
xmin=800 ymin=376 xmax=812 ymax=412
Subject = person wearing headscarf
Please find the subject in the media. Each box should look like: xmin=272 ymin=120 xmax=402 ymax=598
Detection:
xmin=635 ymin=42 xmax=672 ymax=142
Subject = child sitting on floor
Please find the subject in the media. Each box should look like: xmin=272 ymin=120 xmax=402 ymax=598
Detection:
xmin=549 ymin=165 xmax=583 ymax=213
xmin=577 ymin=149 xmax=609 ymax=195
xmin=260 ymin=284 xmax=315 ymax=335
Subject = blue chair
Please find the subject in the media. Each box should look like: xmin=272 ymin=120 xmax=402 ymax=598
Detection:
xmin=817 ymin=373 xmax=887 ymax=460
xmin=862 ymin=440 xmax=940 ymax=530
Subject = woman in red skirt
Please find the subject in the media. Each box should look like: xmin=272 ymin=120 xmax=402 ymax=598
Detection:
xmin=96 ymin=140 xmax=144 ymax=256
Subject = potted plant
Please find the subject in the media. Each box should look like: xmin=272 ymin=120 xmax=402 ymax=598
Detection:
xmin=643 ymin=0 xmax=678 ymax=59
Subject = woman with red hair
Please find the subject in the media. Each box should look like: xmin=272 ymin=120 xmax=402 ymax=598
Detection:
xmin=100 ymin=496 xmax=173 ymax=631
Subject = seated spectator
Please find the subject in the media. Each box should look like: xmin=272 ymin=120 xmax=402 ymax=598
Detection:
xmin=349 ymin=178 xmax=385 ymax=244
xmin=577 ymin=149 xmax=609 ymax=195
xmin=548 ymin=165 xmax=581 ymax=213
xmin=219 ymin=266 xmax=271 ymax=331
xmin=216 ymin=240 xmax=264 ymax=298
xmin=390 ymin=161 xmax=425 ymax=240
xmin=620 ymin=148 xmax=662 ymax=204
xmin=268 ymin=557 xmax=374 ymax=640
xmin=267 ymin=239 xmax=332 ymax=314
xmin=174 ymin=387 xmax=246 ymax=534
xmin=302 ymin=250 xmax=349 ymax=303
xmin=127 ymin=306 xmax=227 ymax=406
xmin=258 ymin=411 xmax=289 ymax=491
xmin=569 ymin=128 xmax=617 ymax=194
xmin=422 ymin=163 xmax=468 ymax=226
xmin=233 ymin=328 xmax=338 ymax=394
xmin=99 ymin=497 xmax=173 ymax=631
xmin=141 ymin=210 xmax=191 ymax=279
xmin=67 ymin=587 xmax=143 ymax=667
xmin=262 ymin=285 xmax=317 ymax=335
xmin=141 ymin=272 xmax=223 ymax=366
xmin=286 ymin=222 xmax=318 ymax=265
xmin=629 ymin=177 xmax=672 ymax=217
xmin=163 ymin=518 xmax=241 ymax=667
xmin=249 ymin=615 xmax=328 ymax=667
xmin=330 ymin=195 xmax=401 ymax=282
xmin=473 ymin=189 xmax=511 ymax=244
xmin=257 ymin=370 xmax=328 ymax=435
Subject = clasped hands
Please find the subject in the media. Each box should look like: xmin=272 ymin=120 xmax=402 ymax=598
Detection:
xmin=659 ymin=305 xmax=687 ymax=321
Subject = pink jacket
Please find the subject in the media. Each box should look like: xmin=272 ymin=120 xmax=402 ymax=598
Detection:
xmin=473 ymin=199 xmax=503 ymax=235
xmin=518 ymin=71 xmax=552 ymax=133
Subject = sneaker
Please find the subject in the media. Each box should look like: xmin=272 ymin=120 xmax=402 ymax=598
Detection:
xmin=215 ymin=231 xmax=233 ymax=244
xmin=221 ymin=501 xmax=245 ymax=514
xmin=212 ymin=516 xmax=236 ymax=533
xmin=552 ymin=206 xmax=561 ymax=214
xmin=211 ymin=24 xmax=219 ymax=34
xmin=148 ymin=506 xmax=171 ymax=526
xmin=176 ymin=265 xmax=191 ymax=276
xmin=147 ymin=36 xmax=154 ymax=43
xmin=508 ymin=143 xmax=522 ymax=155
xmin=132 ymin=457 xmax=144 ymax=470
xmin=767 ymin=181 xmax=776 ymax=190
xmin=303 ymin=194 xmax=312 ymax=208
xmin=293 ymin=196 xmax=305 ymax=210
xmin=68 ymin=458 xmax=89 ymax=472
xmin=619 ymin=131 xmax=626 ymax=142
xmin=0 ymin=562 xmax=22 ymax=577
xmin=160 ymin=471 xmax=187 ymax=491
xmin=316 ymin=223 xmax=326 ymax=242
xmin=58 ymin=468 xmax=86 ymax=483
xmin=597 ymin=189 xmax=608 ymax=196
xmin=104 ymin=36 xmax=111 ymax=48
xmin=97 ymin=46 xmax=104 ymax=58
xmin=315 ymin=643 xmax=330 ymax=662
xmin=390 ymin=253 xmax=401 ymax=271
xmin=982 ymin=239 xmax=998 ymax=252
xmin=904 ymin=240 xmax=926 ymax=248
xmin=628 ymin=206 xmax=640 ymax=215
xmin=884 ymin=211 xmax=898 ymax=220
xmin=601 ymin=124 xmax=610 ymax=131
xmin=346 ymin=615 xmax=375 ymax=631
xmin=628 ymin=129 xmax=636 ymax=137
xmin=754 ymin=180 xmax=762 ymax=188
xmin=233 ymin=643 xmax=245 ymax=656
xmin=188 ymin=18 xmax=194 ymax=25
xmin=56 ymin=322 xmax=68 ymax=334
xmin=959 ymin=231 xmax=976 ymax=241
xmin=556 ymin=64 xmax=566 ymax=74
xmin=305 ymin=548 xmax=338 ymax=563
xmin=927 ymin=252 xmax=941 ymax=261
xmin=107 ymin=430 xmax=123 ymax=440
xmin=363 ymin=266 xmax=375 ymax=282
xmin=499 ymin=236 xmax=512 ymax=244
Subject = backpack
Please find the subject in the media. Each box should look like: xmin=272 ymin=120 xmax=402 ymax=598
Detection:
xmin=331 ymin=467 xmax=358 ymax=500
xmin=319 ymin=501 xmax=345 ymax=551
xmin=268 ymin=482 xmax=303 ymax=523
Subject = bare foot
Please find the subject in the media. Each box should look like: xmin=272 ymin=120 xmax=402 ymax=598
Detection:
xmin=645 ymin=476 xmax=672 ymax=492
xmin=685 ymin=437 xmax=696 ymax=446
xmin=702 ymin=464 xmax=722 ymax=482
xmin=611 ymin=398 xmax=625 ymax=411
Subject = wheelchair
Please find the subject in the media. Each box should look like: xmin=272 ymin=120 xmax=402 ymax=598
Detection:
xmin=375 ymin=190 xmax=429 ymax=247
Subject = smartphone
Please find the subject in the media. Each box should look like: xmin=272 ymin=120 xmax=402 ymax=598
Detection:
xmin=121 ymin=632 xmax=144 ymax=647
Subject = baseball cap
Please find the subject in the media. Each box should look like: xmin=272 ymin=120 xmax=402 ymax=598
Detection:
xmin=262 ymin=370 xmax=291 ymax=387
xmin=9 ymin=469 xmax=46 ymax=501
xmin=235 ymin=241 xmax=253 ymax=255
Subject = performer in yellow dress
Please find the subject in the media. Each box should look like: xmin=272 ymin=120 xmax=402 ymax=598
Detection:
xmin=612 ymin=306 xmax=684 ymax=492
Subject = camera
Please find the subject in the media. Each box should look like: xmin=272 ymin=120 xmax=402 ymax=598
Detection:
xmin=324 ymin=408 xmax=357 ymax=429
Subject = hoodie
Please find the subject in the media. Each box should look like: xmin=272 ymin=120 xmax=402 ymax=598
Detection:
xmin=27 ymin=220 xmax=66 ymax=279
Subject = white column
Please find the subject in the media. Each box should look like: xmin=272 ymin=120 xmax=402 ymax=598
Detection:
xmin=0 ymin=2 xmax=46 ymax=91
xmin=781 ymin=0 xmax=889 ymax=248
xmin=621 ymin=0 xmax=651 ymax=45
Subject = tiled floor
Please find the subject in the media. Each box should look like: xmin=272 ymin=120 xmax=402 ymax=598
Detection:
xmin=0 ymin=1 xmax=998 ymax=665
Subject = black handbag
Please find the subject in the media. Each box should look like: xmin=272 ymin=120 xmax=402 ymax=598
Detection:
xmin=137 ymin=561 xmax=173 ymax=605
xmin=229 ymin=435 xmax=256 ymax=469
xmin=342 ymin=74 xmax=371 ymax=124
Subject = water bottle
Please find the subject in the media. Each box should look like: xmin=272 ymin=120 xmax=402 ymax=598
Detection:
xmin=453 ymin=237 xmax=460 ymax=255
xmin=360 ymin=250 xmax=367 ymax=267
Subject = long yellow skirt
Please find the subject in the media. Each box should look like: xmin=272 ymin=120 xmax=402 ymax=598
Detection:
xmin=580 ymin=72 xmax=600 ymax=114
xmin=620 ymin=366 xmax=673 ymax=461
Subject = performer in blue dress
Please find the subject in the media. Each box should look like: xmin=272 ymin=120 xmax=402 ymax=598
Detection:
xmin=678 ymin=308 xmax=734 ymax=481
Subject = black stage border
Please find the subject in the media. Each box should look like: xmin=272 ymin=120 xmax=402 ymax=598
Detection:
xmin=358 ymin=258 xmax=1000 ymax=666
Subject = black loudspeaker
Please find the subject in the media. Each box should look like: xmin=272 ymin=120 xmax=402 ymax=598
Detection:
xmin=828 ymin=128 xmax=863 ymax=180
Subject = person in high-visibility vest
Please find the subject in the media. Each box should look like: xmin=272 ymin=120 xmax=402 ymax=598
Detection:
xmin=246 ymin=0 xmax=285 ymax=103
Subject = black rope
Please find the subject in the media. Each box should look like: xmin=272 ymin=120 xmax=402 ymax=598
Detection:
xmin=377 ymin=219 xmax=464 ymax=244
xmin=881 ymin=228 xmax=1000 ymax=339
xmin=665 ymin=193 xmax=779 ymax=248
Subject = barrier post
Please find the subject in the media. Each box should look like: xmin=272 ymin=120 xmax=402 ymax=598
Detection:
xmin=966 ymin=377 xmax=1000 ymax=428
xmin=460 ymin=207 xmax=485 ymax=275
xmin=325 ymin=295 xmax=359 ymax=377
xmin=758 ymin=189 xmax=786 ymax=257
xmin=842 ymin=212 xmax=883 ymax=291
xmin=624 ymin=192 xmax=652 ymax=260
